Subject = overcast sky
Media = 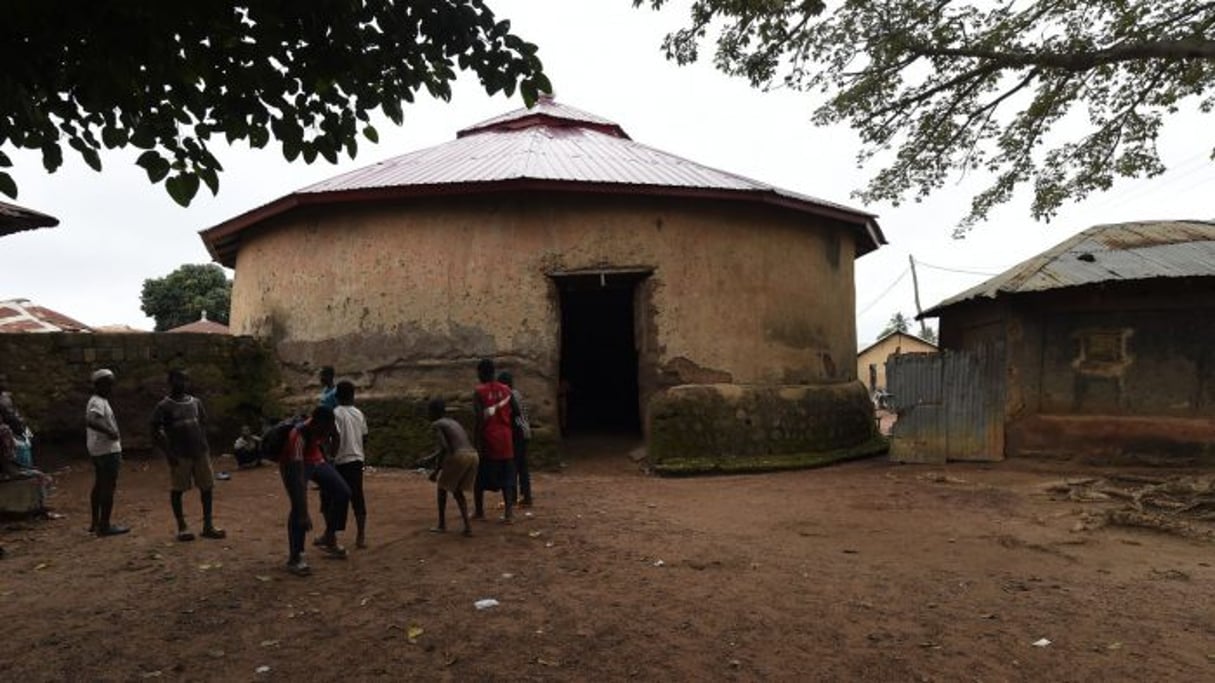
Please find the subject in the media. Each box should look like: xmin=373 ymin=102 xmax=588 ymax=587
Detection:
xmin=2 ymin=0 xmax=1212 ymax=345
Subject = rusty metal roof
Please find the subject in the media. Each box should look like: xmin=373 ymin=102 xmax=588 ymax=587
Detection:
xmin=0 ymin=298 xmax=92 ymax=333
xmin=201 ymin=97 xmax=885 ymax=266
xmin=0 ymin=200 xmax=59 ymax=236
xmin=922 ymin=219 xmax=1215 ymax=316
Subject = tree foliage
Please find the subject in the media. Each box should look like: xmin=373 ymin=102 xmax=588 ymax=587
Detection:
xmin=880 ymin=312 xmax=911 ymax=337
xmin=140 ymin=264 xmax=232 ymax=332
xmin=0 ymin=1 xmax=550 ymax=206
xmin=638 ymin=0 xmax=1215 ymax=233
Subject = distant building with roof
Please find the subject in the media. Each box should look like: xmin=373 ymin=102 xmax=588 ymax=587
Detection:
xmin=917 ymin=219 xmax=1215 ymax=462
xmin=0 ymin=299 xmax=92 ymax=333
xmin=0 ymin=200 xmax=58 ymax=237
xmin=857 ymin=330 xmax=937 ymax=395
xmin=201 ymin=97 xmax=888 ymax=470
xmin=166 ymin=311 xmax=229 ymax=335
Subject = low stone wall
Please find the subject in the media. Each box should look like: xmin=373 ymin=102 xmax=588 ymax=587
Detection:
xmin=317 ymin=395 xmax=557 ymax=470
xmin=0 ymin=332 xmax=279 ymax=460
xmin=647 ymin=382 xmax=886 ymax=474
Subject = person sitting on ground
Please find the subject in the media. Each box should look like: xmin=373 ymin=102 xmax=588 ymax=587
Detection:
xmin=233 ymin=425 xmax=262 ymax=468
xmin=497 ymin=371 xmax=534 ymax=508
xmin=150 ymin=369 xmax=225 ymax=542
xmin=0 ymin=378 xmax=33 ymax=468
xmin=422 ymin=398 xmax=478 ymax=536
xmin=472 ymin=358 xmax=516 ymax=523
xmin=85 ymin=369 xmax=128 ymax=536
xmin=332 ymin=380 xmax=369 ymax=549
xmin=277 ymin=405 xmax=351 ymax=575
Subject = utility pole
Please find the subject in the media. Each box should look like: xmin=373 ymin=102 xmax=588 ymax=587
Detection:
xmin=908 ymin=255 xmax=930 ymax=339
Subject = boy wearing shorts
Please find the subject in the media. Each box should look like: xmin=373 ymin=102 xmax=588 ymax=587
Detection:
xmin=151 ymin=369 xmax=224 ymax=541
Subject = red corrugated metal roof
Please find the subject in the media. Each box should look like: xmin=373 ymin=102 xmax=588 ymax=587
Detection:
xmin=0 ymin=299 xmax=92 ymax=333
xmin=200 ymin=97 xmax=885 ymax=266
xmin=0 ymin=200 xmax=59 ymax=236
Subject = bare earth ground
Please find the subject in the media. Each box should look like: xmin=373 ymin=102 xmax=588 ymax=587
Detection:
xmin=3 ymin=442 xmax=1214 ymax=682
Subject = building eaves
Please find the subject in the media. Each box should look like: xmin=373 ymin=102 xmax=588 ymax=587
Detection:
xmin=200 ymin=99 xmax=886 ymax=267
xmin=0 ymin=200 xmax=59 ymax=237
xmin=921 ymin=219 xmax=1215 ymax=317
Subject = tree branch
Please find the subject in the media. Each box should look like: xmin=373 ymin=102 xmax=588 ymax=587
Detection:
xmin=907 ymin=38 xmax=1215 ymax=72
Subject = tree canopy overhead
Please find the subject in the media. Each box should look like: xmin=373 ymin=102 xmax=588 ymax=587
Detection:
xmin=0 ymin=1 xmax=550 ymax=206
xmin=638 ymin=0 xmax=1215 ymax=234
xmin=140 ymin=264 xmax=232 ymax=332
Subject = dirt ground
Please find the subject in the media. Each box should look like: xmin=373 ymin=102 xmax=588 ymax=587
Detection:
xmin=3 ymin=442 xmax=1214 ymax=682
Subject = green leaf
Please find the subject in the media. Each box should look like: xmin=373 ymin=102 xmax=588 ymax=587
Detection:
xmin=0 ymin=171 xmax=16 ymax=199
xmin=101 ymin=126 xmax=127 ymax=148
xmin=249 ymin=126 xmax=269 ymax=149
xmin=363 ymin=125 xmax=378 ymax=143
xmin=282 ymin=139 xmax=301 ymax=162
xmin=41 ymin=144 xmax=63 ymax=173
xmin=200 ymin=167 xmax=220 ymax=196
xmin=0 ymin=150 xmax=10 ymax=167
xmin=81 ymin=146 xmax=102 ymax=171
xmin=137 ymin=151 xmax=171 ymax=183
xmin=165 ymin=173 xmax=201 ymax=207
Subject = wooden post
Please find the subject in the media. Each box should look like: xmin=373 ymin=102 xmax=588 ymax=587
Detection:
xmin=908 ymin=255 xmax=930 ymax=338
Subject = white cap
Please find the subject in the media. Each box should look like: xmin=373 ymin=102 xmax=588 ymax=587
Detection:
xmin=91 ymin=369 xmax=115 ymax=382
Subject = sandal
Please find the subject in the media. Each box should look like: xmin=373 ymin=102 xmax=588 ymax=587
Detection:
xmin=319 ymin=543 xmax=348 ymax=559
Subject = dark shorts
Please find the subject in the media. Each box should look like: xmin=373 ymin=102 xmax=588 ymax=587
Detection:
xmin=478 ymin=458 xmax=517 ymax=492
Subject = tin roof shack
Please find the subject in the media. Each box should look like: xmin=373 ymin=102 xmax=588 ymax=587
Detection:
xmin=857 ymin=331 xmax=937 ymax=395
xmin=922 ymin=220 xmax=1215 ymax=464
xmin=201 ymin=98 xmax=889 ymax=473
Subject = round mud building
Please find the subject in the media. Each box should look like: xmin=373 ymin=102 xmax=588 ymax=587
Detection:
xmin=201 ymin=97 xmax=888 ymax=472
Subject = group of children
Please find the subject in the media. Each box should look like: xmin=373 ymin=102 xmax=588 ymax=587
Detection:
xmin=73 ymin=357 xmax=531 ymax=577
xmin=421 ymin=357 xmax=533 ymax=538
xmin=273 ymin=358 xmax=533 ymax=576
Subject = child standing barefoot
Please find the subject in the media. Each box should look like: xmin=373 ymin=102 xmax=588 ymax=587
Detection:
xmin=424 ymin=398 xmax=478 ymax=536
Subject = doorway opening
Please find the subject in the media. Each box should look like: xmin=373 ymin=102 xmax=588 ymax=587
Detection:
xmin=553 ymin=270 xmax=650 ymax=437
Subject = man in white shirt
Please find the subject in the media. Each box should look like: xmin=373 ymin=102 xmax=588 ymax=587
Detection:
xmin=86 ymin=369 xmax=129 ymax=536
xmin=332 ymin=380 xmax=369 ymax=548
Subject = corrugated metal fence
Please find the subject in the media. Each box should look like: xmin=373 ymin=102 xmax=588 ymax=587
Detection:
xmin=887 ymin=342 xmax=1006 ymax=463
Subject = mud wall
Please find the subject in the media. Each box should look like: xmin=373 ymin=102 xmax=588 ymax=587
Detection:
xmin=227 ymin=192 xmax=860 ymax=427
xmin=0 ymin=332 xmax=278 ymax=459
xmin=938 ymin=279 xmax=1215 ymax=460
xmin=646 ymin=382 xmax=885 ymax=474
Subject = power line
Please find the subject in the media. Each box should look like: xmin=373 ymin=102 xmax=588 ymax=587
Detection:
xmin=858 ymin=267 xmax=910 ymax=315
xmin=914 ymin=260 xmax=1002 ymax=277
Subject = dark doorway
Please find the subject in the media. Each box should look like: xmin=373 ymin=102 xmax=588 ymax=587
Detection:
xmin=554 ymin=271 xmax=649 ymax=436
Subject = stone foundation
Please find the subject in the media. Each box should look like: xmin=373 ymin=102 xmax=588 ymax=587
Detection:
xmin=647 ymin=382 xmax=886 ymax=474
xmin=1007 ymin=414 xmax=1215 ymax=465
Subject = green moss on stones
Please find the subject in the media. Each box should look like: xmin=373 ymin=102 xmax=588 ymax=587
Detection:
xmin=648 ymin=382 xmax=884 ymax=475
xmin=653 ymin=435 xmax=889 ymax=476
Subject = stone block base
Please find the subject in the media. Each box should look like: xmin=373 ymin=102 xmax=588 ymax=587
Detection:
xmin=647 ymin=382 xmax=886 ymax=475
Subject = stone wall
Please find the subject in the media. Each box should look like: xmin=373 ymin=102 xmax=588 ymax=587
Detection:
xmin=647 ymin=382 xmax=886 ymax=474
xmin=0 ymin=333 xmax=279 ymax=460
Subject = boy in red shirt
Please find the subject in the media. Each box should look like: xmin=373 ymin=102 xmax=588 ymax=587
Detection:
xmin=472 ymin=358 xmax=516 ymax=523
xmin=278 ymin=406 xmax=351 ymax=576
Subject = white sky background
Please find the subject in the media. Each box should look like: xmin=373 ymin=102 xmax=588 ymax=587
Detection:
xmin=1 ymin=0 xmax=1212 ymax=345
